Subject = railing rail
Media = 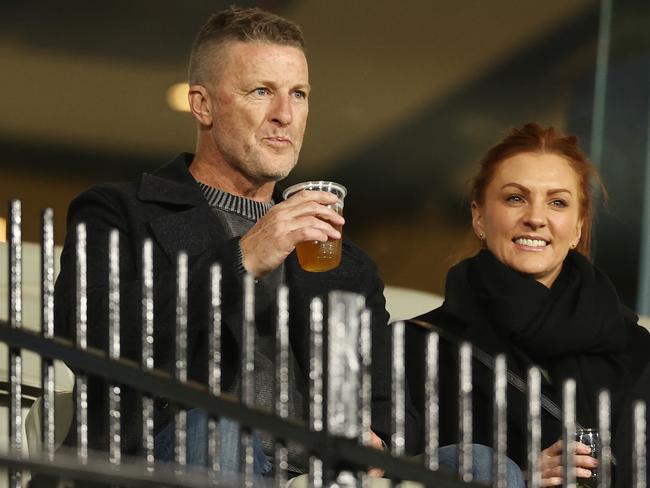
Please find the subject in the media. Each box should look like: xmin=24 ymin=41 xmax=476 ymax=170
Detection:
xmin=2 ymin=199 xmax=648 ymax=487
xmin=0 ymin=321 xmax=479 ymax=486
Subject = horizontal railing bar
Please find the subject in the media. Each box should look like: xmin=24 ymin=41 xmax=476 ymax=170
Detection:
xmin=0 ymin=322 xmax=474 ymax=484
xmin=0 ymin=383 xmax=41 ymax=401
xmin=0 ymin=323 xmax=316 ymax=448
xmin=0 ymin=451 xmax=238 ymax=488
xmin=335 ymin=439 xmax=485 ymax=487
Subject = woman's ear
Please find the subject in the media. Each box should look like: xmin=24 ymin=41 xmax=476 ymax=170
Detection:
xmin=188 ymin=85 xmax=214 ymax=126
xmin=574 ymin=218 xmax=584 ymax=248
xmin=471 ymin=201 xmax=485 ymax=240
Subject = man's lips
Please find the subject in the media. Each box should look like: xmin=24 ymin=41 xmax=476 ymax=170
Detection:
xmin=263 ymin=136 xmax=292 ymax=146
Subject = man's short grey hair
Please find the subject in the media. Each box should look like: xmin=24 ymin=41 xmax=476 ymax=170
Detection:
xmin=188 ymin=5 xmax=305 ymax=85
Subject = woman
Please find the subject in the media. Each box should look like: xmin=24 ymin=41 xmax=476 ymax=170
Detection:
xmin=408 ymin=123 xmax=650 ymax=486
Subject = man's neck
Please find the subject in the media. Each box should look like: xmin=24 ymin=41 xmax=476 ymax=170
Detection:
xmin=189 ymin=152 xmax=275 ymax=202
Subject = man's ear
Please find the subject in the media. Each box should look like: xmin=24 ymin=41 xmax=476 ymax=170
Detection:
xmin=471 ymin=201 xmax=485 ymax=239
xmin=188 ymin=85 xmax=213 ymax=126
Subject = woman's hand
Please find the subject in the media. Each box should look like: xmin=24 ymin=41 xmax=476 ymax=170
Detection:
xmin=367 ymin=430 xmax=386 ymax=478
xmin=540 ymin=439 xmax=598 ymax=486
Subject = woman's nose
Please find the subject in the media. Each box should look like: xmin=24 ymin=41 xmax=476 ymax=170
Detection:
xmin=523 ymin=203 xmax=546 ymax=229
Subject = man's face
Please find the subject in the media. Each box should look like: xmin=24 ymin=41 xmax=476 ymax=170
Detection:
xmin=203 ymin=41 xmax=310 ymax=184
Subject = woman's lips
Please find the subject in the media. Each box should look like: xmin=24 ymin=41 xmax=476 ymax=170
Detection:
xmin=513 ymin=237 xmax=548 ymax=250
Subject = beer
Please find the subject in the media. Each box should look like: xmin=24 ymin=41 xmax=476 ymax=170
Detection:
xmin=283 ymin=181 xmax=347 ymax=272
xmin=295 ymin=223 xmax=343 ymax=272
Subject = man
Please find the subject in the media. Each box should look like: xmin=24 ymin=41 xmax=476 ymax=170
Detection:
xmin=54 ymin=5 xmax=419 ymax=480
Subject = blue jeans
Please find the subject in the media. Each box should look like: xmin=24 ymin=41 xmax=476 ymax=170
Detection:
xmin=154 ymin=409 xmax=273 ymax=480
xmin=156 ymin=411 xmax=524 ymax=487
xmin=439 ymin=443 xmax=525 ymax=487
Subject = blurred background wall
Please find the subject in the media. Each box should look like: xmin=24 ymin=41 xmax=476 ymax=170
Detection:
xmin=2 ymin=0 xmax=650 ymax=313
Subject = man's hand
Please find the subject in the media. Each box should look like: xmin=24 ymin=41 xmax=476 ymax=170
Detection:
xmin=539 ymin=439 xmax=597 ymax=486
xmin=368 ymin=430 xmax=386 ymax=478
xmin=239 ymin=190 xmax=344 ymax=277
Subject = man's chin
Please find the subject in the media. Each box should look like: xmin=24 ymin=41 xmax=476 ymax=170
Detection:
xmin=259 ymin=158 xmax=298 ymax=182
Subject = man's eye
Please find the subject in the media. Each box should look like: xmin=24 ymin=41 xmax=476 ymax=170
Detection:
xmin=293 ymin=90 xmax=307 ymax=100
xmin=254 ymin=88 xmax=269 ymax=96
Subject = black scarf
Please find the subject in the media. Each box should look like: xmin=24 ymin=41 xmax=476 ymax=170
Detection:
xmin=442 ymin=249 xmax=633 ymax=430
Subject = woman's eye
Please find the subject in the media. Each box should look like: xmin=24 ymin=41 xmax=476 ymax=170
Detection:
xmin=506 ymin=195 xmax=524 ymax=203
xmin=550 ymin=199 xmax=568 ymax=208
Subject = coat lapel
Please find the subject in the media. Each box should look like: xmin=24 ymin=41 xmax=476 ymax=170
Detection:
xmin=136 ymin=153 xmax=230 ymax=262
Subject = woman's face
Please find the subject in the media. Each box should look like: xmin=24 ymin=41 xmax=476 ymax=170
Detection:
xmin=471 ymin=152 xmax=584 ymax=288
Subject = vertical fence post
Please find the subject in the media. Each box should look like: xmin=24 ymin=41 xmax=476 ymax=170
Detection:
xmin=274 ymin=285 xmax=290 ymax=488
xmin=562 ymin=379 xmax=577 ymax=488
xmin=8 ymin=200 xmax=23 ymax=487
xmin=597 ymin=390 xmax=611 ymax=488
xmin=391 ymin=321 xmax=406 ymax=459
xmin=174 ymin=252 xmax=188 ymax=468
xmin=527 ymin=367 xmax=542 ymax=488
xmin=41 ymin=208 xmax=56 ymax=461
xmin=208 ymin=263 xmax=222 ymax=484
xmin=141 ymin=239 xmax=155 ymax=469
xmin=358 ymin=308 xmax=372 ymax=488
xmin=458 ymin=342 xmax=473 ymax=482
xmin=424 ymin=331 xmax=439 ymax=472
xmin=75 ymin=223 xmax=89 ymax=464
xmin=309 ymin=297 xmax=324 ymax=488
xmin=633 ymin=400 xmax=647 ymax=488
xmin=493 ymin=355 xmax=507 ymax=488
xmin=108 ymin=230 xmax=121 ymax=466
xmin=328 ymin=291 xmax=364 ymax=441
xmin=358 ymin=309 xmax=372 ymax=447
xmin=241 ymin=274 xmax=255 ymax=488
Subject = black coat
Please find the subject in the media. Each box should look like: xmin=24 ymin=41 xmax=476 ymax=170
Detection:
xmin=405 ymin=251 xmax=650 ymax=473
xmin=54 ymin=153 xmax=420 ymax=454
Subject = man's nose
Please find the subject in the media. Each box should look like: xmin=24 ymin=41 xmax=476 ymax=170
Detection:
xmin=269 ymin=94 xmax=293 ymax=126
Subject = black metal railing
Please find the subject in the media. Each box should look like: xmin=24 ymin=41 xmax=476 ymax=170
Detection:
xmin=2 ymin=198 xmax=648 ymax=487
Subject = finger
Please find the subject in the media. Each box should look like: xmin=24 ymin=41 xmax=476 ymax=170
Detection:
xmin=367 ymin=467 xmax=384 ymax=478
xmin=257 ymin=214 xmax=342 ymax=246
xmin=575 ymin=442 xmax=593 ymax=455
xmin=284 ymin=215 xmax=341 ymax=235
xmin=290 ymin=200 xmax=345 ymax=224
xmin=544 ymin=439 xmax=563 ymax=456
xmin=286 ymin=217 xmax=342 ymax=242
xmin=574 ymin=454 xmax=598 ymax=469
xmin=575 ymin=467 xmax=596 ymax=478
xmin=541 ymin=465 xmax=564 ymax=479
xmin=369 ymin=431 xmax=384 ymax=450
xmin=293 ymin=214 xmax=343 ymax=232
xmin=284 ymin=189 xmax=340 ymax=206
xmin=271 ymin=200 xmax=346 ymax=228
xmin=541 ymin=476 xmax=563 ymax=487
xmin=540 ymin=454 xmax=562 ymax=471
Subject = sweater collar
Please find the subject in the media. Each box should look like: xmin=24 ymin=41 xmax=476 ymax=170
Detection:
xmin=137 ymin=152 xmax=287 ymax=207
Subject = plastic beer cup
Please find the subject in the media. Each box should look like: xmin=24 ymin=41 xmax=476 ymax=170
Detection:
xmin=282 ymin=181 xmax=347 ymax=272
